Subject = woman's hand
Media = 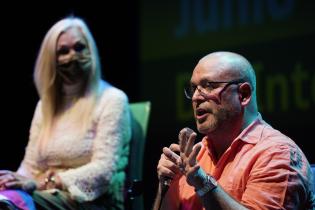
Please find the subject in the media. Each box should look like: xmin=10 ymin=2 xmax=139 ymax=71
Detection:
xmin=37 ymin=170 xmax=64 ymax=190
xmin=0 ymin=170 xmax=37 ymax=192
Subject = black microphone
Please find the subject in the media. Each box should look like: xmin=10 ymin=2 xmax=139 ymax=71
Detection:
xmin=158 ymin=150 xmax=181 ymax=210
xmin=158 ymin=177 xmax=171 ymax=210
xmin=161 ymin=177 xmax=171 ymax=195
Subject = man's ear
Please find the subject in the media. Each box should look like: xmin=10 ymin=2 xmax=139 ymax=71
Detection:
xmin=238 ymin=82 xmax=252 ymax=106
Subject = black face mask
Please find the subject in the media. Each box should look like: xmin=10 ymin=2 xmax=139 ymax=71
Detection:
xmin=56 ymin=56 xmax=92 ymax=84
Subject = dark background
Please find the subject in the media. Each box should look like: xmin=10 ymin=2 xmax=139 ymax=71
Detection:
xmin=1 ymin=1 xmax=314 ymax=210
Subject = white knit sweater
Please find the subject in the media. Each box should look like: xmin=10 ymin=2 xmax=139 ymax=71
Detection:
xmin=17 ymin=84 xmax=131 ymax=202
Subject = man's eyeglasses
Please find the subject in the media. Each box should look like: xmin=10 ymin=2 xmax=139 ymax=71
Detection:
xmin=184 ymin=79 xmax=245 ymax=100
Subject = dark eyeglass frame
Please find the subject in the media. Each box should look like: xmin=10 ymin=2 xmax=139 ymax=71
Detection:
xmin=184 ymin=79 xmax=245 ymax=100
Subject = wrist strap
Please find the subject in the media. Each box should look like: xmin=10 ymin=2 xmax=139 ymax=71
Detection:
xmin=194 ymin=168 xmax=217 ymax=197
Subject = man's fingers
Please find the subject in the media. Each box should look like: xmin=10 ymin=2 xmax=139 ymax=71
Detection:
xmin=188 ymin=142 xmax=202 ymax=166
xmin=158 ymin=167 xmax=176 ymax=180
xmin=179 ymin=128 xmax=195 ymax=153
xmin=157 ymin=157 xmax=179 ymax=179
xmin=161 ymin=154 xmax=180 ymax=171
xmin=179 ymin=129 xmax=186 ymax=153
xmin=179 ymin=128 xmax=193 ymax=152
xmin=163 ymin=146 xmax=180 ymax=163
xmin=185 ymin=132 xmax=197 ymax=156
xmin=169 ymin=143 xmax=180 ymax=153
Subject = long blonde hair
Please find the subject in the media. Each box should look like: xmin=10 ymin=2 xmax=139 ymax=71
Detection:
xmin=34 ymin=17 xmax=102 ymax=146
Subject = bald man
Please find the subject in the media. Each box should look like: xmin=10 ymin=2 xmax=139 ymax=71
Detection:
xmin=153 ymin=52 xmax=315 ymax=210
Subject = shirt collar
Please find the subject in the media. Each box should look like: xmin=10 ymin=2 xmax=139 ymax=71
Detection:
xmin=234 ymin=113 xmax=266 ymax=144
xmin=202 ymin=113 xmax=267 ymax=156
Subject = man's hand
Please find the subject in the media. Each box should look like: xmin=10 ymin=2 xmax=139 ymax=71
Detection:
xmin=157 ymin=143 xmax=183 ymax=186
xmin=178 ymin=128 xmax=204 ymax=189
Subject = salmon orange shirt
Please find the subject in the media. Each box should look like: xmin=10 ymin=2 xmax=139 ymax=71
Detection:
xmin=165 ymin=115 xmax=315 ymax=209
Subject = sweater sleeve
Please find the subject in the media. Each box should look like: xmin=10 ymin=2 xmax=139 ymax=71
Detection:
xmin=58 ymin=88 xmax=132 ymax=202
xmin=17 ymin=101 xmax=44 ymax=178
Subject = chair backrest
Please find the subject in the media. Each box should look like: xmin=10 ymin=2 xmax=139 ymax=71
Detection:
xmin=311 ymin=164 xmax=315 ymax=191
xmin=125 ymin=101 xmax=151 ymax=210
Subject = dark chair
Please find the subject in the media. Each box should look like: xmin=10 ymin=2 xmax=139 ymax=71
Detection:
xmin=125 ymin=101 xmax=151 ymax=210
xmin=0 ymin=200 xmax=19 ymax=210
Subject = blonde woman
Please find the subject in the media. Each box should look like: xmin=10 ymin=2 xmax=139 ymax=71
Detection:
xmin=0 ymin=16 xmax=131 ymax=210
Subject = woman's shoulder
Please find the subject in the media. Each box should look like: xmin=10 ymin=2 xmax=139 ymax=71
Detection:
xmin=33 ymin=100 xmax=42 ymax=113
xmin=97 ymin=80 xmax=129 ymax=104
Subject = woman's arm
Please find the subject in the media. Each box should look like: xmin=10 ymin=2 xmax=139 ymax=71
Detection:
xmin=58 ymin=88 xmax=132 ymax=202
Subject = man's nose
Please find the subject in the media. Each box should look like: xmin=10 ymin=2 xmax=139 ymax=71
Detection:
xmin=192 ymin=87 xmax=206 ymax=101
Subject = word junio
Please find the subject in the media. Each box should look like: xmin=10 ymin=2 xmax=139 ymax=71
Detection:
xmin=175 ymin=0 xmax=295 ymax=37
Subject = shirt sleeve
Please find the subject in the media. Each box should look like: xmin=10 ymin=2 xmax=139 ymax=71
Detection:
xmin=241 ymin=142 xmax=314 ymax=210
xmin=58 ymin=89 xmax=132 ymax=202
xmin=17 ymin=101 xmax=44 ymax=178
